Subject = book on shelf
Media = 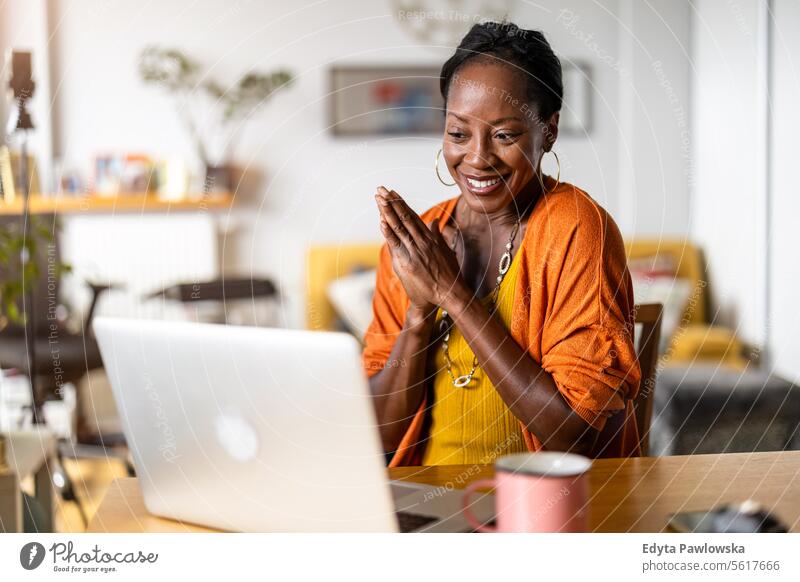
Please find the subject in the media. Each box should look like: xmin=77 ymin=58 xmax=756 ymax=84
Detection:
xmin=0 ymin=146 xmax=41 ymax=203
xmin=0 ymin=146 xmax=14 ymax=203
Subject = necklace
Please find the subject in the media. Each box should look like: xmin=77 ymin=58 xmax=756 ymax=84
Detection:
xmin=440 ymin=218 xmax=522 ymax=388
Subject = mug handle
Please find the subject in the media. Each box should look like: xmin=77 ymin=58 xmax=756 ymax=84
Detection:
xmin=462 ymin=478 xmax=497 ymax=533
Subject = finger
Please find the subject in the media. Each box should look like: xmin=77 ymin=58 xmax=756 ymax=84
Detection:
xmin=428 ymin=219 xmax=463 ymax=269
xmin=377 ymin=193 xmax=414 ymax=251
xmin=376 ymin=189 xmax=418 ymax=252
xmin=427 ymin=218 xmax=444 ymax=243
xmin=441 ymin=221 xmax=460 ymax=250
xmin=379 ymin=217 xmax=403 ymax=251
xmin=429 ymin=218 xmax=459 ymax=251
xmin=378 ymin=187 xmax=430 ymax=243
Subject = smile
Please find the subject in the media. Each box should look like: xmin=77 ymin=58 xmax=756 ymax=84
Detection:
xmin=467 ymin=176 xmax=501 ymax=188
xmin=460 ymin=172 xmax=509 ymax=195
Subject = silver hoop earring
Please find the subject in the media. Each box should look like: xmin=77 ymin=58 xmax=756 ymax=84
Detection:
xmin=435 ymin=148 xmax=456 ymax=187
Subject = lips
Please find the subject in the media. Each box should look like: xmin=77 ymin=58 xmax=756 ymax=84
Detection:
xmin=460 ymin=172 xmax=509 ymax=195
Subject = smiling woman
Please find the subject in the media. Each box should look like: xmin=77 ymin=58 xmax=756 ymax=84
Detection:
xmin=363 ymin=21 xmax=641 ymax=467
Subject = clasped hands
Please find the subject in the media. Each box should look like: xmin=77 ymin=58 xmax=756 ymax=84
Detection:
xmin=375 ymin=186 xmax=469 ymax=320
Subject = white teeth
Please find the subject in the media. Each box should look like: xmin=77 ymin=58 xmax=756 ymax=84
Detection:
xmin=466 ymin=177 xmax=501 ymax=189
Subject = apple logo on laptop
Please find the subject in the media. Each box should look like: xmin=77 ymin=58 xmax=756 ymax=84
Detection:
xmin=214 ymin=413 xmax=259 ymax=462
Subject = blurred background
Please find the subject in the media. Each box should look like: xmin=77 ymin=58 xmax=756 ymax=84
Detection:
xmin=0 ymin=0 xmax=798 ymax=531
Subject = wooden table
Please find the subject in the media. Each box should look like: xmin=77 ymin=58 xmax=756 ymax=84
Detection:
xmin=87 ymin=451 xmax=800 ymax=533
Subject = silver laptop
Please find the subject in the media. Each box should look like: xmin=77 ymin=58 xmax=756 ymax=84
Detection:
xmin=93 ymin=317 xmax=494 ymax=532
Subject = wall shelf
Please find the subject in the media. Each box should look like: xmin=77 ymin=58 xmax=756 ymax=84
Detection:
xmin=0 ymin=193 xmax=233 ymax=215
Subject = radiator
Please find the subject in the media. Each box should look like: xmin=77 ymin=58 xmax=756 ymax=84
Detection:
xmin=59 ymin=213 xmax=219 ymax=322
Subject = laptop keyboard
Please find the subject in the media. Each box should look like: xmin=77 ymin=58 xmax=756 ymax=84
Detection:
xmin=396 ymin=511 xmax=439 ymax=532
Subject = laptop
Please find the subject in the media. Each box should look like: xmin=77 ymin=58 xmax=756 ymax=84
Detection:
xmin=93 ymin=317 xmax=494 ymax=532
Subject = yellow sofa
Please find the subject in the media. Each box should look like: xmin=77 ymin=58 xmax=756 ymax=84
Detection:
xmin=625 ymin=239 xmax=747 ymax=368
xmin=306 ymin=243 xmax=382 ymax=332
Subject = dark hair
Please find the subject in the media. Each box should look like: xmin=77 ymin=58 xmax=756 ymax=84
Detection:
xmin=440 ymin=21 xmax=563 ymax=120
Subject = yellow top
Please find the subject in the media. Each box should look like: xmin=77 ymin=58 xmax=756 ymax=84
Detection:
xmin=421 ymin=248 xmax=528 ymax=465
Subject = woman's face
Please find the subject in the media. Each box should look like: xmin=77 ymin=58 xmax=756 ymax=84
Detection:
xmin=442 ymin=60 xmax=559 ymax=215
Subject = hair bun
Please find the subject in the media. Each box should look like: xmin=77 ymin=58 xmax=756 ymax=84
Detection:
xmin=441 ymin=20 xmax=563 ymax=119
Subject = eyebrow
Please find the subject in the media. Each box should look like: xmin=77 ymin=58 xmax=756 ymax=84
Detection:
xmin=447 ymin=113 xmax=525 ymax=126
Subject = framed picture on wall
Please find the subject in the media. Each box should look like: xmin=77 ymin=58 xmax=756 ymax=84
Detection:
xmin=329 ymin=66 xmax=445 ymax=136
xmin=560 ymin=61 xmax=594 ymax=136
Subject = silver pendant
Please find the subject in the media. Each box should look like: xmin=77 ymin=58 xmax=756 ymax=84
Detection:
xmin=453 ymin=375 xmax=472 ymax=388
xmin=498 ymin=251 xmax=512 ymax=275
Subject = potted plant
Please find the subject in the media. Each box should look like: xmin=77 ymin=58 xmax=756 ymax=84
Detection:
xmin=138 ymin=46 xmax=294 ymax=193
xmin=0 ymin=216 xmax=71 ymax=433
xmin=0 ymin=217 xmax=70 ymax=331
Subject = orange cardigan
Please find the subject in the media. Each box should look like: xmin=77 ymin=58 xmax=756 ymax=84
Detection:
xmin=363 ymin=176 xmax=642 ymax=466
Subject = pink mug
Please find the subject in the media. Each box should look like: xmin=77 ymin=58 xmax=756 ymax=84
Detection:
xmin=462 ymin=452 xmax=592 ymax=532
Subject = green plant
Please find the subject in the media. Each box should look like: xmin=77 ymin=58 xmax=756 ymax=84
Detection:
xmin=138 ymin=46 xmax=293 ymax=167
xmin=0 ymin=217 xmax=71 ymax=328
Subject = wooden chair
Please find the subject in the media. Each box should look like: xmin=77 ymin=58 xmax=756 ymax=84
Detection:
xmin=632 ymin=303 xmax=664 ymax=456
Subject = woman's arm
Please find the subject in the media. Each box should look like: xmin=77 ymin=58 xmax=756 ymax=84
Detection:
xmin=367 ymin=306 xmax=435 ymax=453
xmin=368 ymin=185 xmax=463 ymax=453
xmin=444 ymin=290 xmax=596 ymax=454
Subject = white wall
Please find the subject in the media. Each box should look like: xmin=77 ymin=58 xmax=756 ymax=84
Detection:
xmin=691 ymin=0 xmax=769 ymax=347
xmin=769 ymin=0 xmax=800 ymax=383
xmin=5 ymin=0 xmax=693 ymax=328
xmin=617 ymin=0 xmax=692 ymax=237
xmin=691 ymin=0 xmax=800 ymax=380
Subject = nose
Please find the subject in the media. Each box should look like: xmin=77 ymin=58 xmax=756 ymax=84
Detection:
xmin=462 ymin=135 xmax=496 ymax=170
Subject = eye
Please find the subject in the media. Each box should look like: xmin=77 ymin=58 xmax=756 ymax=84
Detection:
xmin=495 ymin=132 xmax=520 ymax=142
xmin=447 ymin=130 xmax=467 ymax=141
